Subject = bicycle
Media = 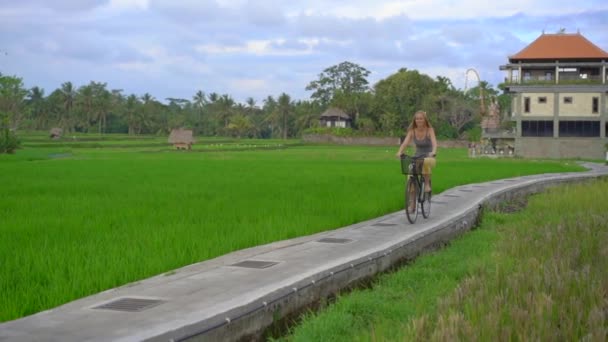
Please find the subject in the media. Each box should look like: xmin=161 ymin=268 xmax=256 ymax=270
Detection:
xmin=400 ymin=154 xmax=433 ymax=223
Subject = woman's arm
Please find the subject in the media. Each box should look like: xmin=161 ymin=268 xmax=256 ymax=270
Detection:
xmin=429 ymin=128 xmax=437 ymax=156
xmin=396 ymin=131 xmax=412 ymax=157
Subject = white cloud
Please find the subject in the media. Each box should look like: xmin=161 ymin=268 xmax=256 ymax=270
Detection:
xmin=107 ymin=0 xmax=149 ymax=11
xmin=195 ymin=39 xmax=317 ymax=56
xmin=1 ymin=0 xmax=606 ymax=102
xmin=284 ymin=0 xmax=608 ymax=20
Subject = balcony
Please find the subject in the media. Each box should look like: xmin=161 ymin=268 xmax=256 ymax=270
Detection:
xmin=504 ymin=74 xmax=604 ymax=85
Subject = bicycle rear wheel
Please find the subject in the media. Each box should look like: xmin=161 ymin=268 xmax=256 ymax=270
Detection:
xmin=421 ymin=179 xmax=432 ymax=218
xmin=405 ymin=177 xmax=419 ymax=223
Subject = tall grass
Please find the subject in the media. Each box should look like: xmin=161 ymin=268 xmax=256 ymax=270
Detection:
xmin=0 ymin=139 xmax=584 ymax=322
xmin=279 ymin=179 xmax=608 ymax=341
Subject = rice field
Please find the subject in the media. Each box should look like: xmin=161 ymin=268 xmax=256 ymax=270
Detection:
xmin=0 ymin=134 xmax=584 ymax=322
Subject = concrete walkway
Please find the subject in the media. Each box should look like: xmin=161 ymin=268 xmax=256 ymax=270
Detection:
xmin=1 ymin=163 xmax=607 ymax=342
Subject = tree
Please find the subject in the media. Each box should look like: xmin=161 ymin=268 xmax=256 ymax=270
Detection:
xmin=306 ymin=61 xmax=370 ymax=107
xmin=245 ymin=97 xmax=257 ymax=115
xmin=27 ymin=86 xmax=48 ymax=129
xmin=373 ymin=68 xmax=436 ymax=131
xmin=93 ymin=83 xmax=111 ymax=134
xmin=0 ymin=112 xmax=20 ymax=153
xmin=0 ymin=75 xmax=28 ymax=130
xmin=276 ymin=93 xmax=293 ymax=139
xmin=293 ymin=100 xmax=321 ymax=136
xmin=216 ymin=94 xmax=235 ymax=130
xmin=192 ymin=90 xmax=207 ymax=133
xmin=124 ymin=94 xmax=141 ymax=134
xmin=60 ymin=82 xmax=76 ymax=132
xmin=226 ymin=114 xmax=253 ymax=138
xmin=140 ymin=93 xmax=155 ymax=133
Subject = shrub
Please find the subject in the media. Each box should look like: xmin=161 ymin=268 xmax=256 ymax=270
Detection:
xmin=0 ymin=115 xmax=20 ymax=154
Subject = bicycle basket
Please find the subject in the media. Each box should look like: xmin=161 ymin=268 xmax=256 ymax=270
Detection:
xmin=400 ymin=156 xmax=423 ymax=175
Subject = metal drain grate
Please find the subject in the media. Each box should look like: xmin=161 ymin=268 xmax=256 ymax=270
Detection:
xmin=445 ymin=194 xmax=460 ymax=197
xmin=230 ymin=260 xmax=279 ymax=269
xmin=317 ymin=238 xmax=353 ymax=244
xmin=371 ymin=223 xmax=397 ymax=227
xmin=458 ymin=189 xmax=473 ymax=192
xmin=93 ymin=297 xmax=164 ymax=312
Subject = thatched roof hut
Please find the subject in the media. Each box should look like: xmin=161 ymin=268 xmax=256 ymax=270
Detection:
xmin=50 ymin=127 xmax=63 ymax=139
xmin=319 ymin=107 xmax=351 ymax=128
xmin=168 ymin=129 xmax=195 ymax=150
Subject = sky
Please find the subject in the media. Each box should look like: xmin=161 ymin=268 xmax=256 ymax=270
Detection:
xmin=1 ymin=0 xmax=607 ymax=104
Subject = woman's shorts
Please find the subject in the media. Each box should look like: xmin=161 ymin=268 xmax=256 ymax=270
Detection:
xmin=422 ymin=157 xmax=436 ymax=175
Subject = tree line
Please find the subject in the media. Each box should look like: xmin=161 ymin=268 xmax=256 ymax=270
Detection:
xmin=0 ymin=61 xmax=507 ymax=143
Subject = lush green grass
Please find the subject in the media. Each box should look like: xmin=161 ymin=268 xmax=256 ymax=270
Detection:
xmin=0 ymin=135 xmax=585 ymax=322
xmin=278 ymin=179 xmax=608 ymax=341
xmin=20 ymin=133 xmax=295 ymax=151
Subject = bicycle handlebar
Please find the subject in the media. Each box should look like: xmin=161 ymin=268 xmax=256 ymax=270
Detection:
xmin=400 ymin=153 xmax=436 ymax=159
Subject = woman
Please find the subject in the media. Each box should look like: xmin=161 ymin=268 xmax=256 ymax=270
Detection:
xmin=396 ymin=110 xmax=437 ymax=194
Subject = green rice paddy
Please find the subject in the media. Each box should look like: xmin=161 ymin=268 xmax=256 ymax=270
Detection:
xmin=0 ymin=134 xmax=584 ymax=322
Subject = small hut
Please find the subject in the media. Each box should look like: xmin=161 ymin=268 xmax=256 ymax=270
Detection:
xmin=319 ymin=108 xmax=352 ymax=128
xmin=168 ymin=129 xmax=195 ymax=150
xmin=49 ymin=127 xmax=63 ymax=140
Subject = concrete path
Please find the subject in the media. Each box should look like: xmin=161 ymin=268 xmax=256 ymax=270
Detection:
xmin=1 ymin=163 xmax=607 ymax=342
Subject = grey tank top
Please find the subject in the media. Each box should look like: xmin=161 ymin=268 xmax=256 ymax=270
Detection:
xmin=413 ymin=130 xmax=432 ymax=157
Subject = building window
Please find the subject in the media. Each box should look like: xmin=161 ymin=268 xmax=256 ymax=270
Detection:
xmin=558 ymin=121 xmax=600 ymax=137
xmin=538 ymin=97 xmax=547 ymax=104
xmin=522 ymin=120 xmax=553 ymax=137
xmin=563 ymin=97 xmax=573 ymax=104
xmin=592 ymin=97 xmax=599 ymax=114
xmin=524 ymin=97 xmax=530 ymax=113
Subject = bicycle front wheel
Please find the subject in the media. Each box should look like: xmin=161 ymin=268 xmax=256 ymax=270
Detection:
xmin=422 ymin=179 xmax=432 ymax=218
xmin=405 ymin=177 xmax=419 ymax=224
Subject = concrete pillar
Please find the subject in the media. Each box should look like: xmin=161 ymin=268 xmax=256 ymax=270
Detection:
xmin=601 ymin=93 xmax=606 ymax=138
xmin=554 ymin=90 xmax=560 ymax=138
xmin=518 ymin=63 xmax=522 ymax=84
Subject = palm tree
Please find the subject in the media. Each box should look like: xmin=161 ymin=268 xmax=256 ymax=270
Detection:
xmin=125 ymin=94 xmax=141 ymax=134
xmin=193 ymin=90 xmax=207 ymax=134
xmin=193 ymin=90 xmax=207 ymax=110
xmin=60 ymin=82 xmax=76 ymax=131
xmin=245 ymin=97 xmax=256 ymax=115
xmin=95 ymin=84 xmax=111 ymax=134
xmin=78 ymin=84 xmax=94 ymax=132
xmin=140 ymin=93 xmax=155 ymax=133
xmin=28 ymin=86 xmax=47 ymax=129
xmin=217 ymin=94 xmax=235 ymax=129
xmin=277 ymin=93 xmax=292 ymax=139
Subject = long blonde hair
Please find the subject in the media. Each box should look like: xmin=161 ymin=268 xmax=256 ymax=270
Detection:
xmin=407 ymin=110 xmax=433 ymax=132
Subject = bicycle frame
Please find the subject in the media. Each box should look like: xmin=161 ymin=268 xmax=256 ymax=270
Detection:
xmin=401 ymin=155 xmax=431 ymax=223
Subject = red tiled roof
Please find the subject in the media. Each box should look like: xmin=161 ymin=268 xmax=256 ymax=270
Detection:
xmin=509 ymin=32 xmax=608 ymax=61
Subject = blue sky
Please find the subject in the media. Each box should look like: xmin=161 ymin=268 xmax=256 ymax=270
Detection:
xmin=1 ymin=0 xmax=607 ymax=104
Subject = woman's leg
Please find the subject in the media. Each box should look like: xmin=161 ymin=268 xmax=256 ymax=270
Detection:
xmin=422 ymin=157 xmax=436 ymax=192
xmin=408 ymin=175 xmax=416 ymax=212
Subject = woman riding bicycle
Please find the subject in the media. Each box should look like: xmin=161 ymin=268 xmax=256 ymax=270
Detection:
xmin=396 ymin=110 xmax=437 ymax=194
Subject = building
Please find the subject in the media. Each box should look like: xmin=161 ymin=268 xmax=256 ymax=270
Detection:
xmin=168 ymin=129 xmax=195 ymax=150
xmin=319 ymin=107 xmax=352 ymax=128
xmin=500 ymin=31 xmax=608 ymax=159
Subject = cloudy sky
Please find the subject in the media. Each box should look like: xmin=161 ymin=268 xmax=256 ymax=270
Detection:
xmin=1 ymin=0 xmax=607 ymax=104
